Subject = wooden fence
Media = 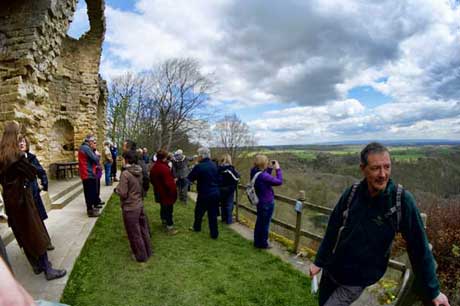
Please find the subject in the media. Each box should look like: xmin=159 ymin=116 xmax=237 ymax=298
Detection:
xmin=234 ymin=184 xmax=425 ymax=306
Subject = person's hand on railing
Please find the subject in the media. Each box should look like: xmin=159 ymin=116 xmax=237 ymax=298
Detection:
xmin=432 ymin=292 xmax=450 ymax=306
xmin=309 ymin=263 xmax=321 ymax=278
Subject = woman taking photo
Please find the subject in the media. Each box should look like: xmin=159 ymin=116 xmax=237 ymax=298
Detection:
xmin=0 ymin=121 xmax=65 ymax=280
xmin=250 ymin=154 xmax=283 ymax=249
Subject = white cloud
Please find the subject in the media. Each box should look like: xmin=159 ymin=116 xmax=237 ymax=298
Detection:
xmin=92 ymin=0 xmax=460 ymax=144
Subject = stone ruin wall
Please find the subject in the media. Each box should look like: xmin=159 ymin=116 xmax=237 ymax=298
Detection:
xmin=0 ymin=0 xmax=107 ymax=171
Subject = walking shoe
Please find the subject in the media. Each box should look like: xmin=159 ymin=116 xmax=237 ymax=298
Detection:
xmin=166 ymin=226 xmax=178 ymax=235
xmin=45 ymin=268 xmax=67 ymax=281
xmin=47 ymin=244 xmax=55 ymax=251
xmin=87 ymin=209 xmax=100 ymax=217
xmin=113 ymin=178 xmax=119 ymax=182
xmin=94 ymin=203 xmax=103 ymax=209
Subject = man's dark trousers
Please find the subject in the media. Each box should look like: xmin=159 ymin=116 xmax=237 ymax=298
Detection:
xmin=82 ymin=179 xmax=98 ymax=211
xmin=193 ymin=193 xmax=219 ymax=239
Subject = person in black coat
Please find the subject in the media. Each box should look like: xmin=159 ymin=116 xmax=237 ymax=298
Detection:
xmin=218 ymin=154 xmax=240 ymax=224
xmin=19 ymin=136 xmax=54 ymax=251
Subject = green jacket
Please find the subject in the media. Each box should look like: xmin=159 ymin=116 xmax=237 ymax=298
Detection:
xmin=314 ymin=179 xmax=440 ymax=300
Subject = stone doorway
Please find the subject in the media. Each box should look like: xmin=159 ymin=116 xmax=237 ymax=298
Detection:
xmin=49 ymin=119 xmax=75 ymax=162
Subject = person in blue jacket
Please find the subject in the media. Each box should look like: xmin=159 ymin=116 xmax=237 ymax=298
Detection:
xmin=187 ymin=147 xmax=220 ymax=239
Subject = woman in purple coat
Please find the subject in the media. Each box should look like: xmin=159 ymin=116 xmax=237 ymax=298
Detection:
xmin=250 ymin=154 xmax=283 ymax=249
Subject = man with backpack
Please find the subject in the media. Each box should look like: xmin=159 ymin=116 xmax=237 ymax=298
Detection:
xmin=309 ymin=142 xmax=450 ymax=306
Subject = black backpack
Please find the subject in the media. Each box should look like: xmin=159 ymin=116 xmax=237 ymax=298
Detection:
xmin=332 ymin=182 xmax=404 ymax=254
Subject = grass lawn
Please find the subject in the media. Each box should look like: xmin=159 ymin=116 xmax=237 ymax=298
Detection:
xmin=61 ymin=192 xmax=317 ymax=306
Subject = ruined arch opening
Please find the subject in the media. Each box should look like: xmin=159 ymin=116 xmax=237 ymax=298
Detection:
xmin=49 ymin=119 xmax=75 ymax=162
xmin=67 ymin=0 xmax=90 ymax=39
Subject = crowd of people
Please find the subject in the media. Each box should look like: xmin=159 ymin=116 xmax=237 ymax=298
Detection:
xmin=0 ymin=120 xmax=451 ymax=306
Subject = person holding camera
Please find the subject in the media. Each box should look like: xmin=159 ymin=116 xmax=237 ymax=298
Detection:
xmin=250 ymin=155 xmax=283 ymax=249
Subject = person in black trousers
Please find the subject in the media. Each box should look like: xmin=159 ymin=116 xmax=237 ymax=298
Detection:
xmin=187 ymin=147 xmax=220 ymax=239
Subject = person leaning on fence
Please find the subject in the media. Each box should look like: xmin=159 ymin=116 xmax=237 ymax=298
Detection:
xmin=187 ymin=147 xmax=220 ymax=239
xmin=18 ymin=135 xmax=54 ymax=251
xmin=149 ymin=149 xmax=178 ymax=235
xmin=250 ymin=155 xmax=283 ymax=249
xmin=103 ymin=141 xmax=113 ymax=186
xmin=115 ymin=150 xmax=152 ymax=263
xmin=309 ymin=142 xmax=450 ymax=306
xmin=218 ymin=154 xmax=240 ymax=224
xmin=0 ymin=121 xmax=66 ymax=280
xmin=78 ymin=134 xmax=101 ymax=217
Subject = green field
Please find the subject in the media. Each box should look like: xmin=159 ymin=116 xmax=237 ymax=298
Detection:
xmin=62 ymin=193 xmax=316 ymax=306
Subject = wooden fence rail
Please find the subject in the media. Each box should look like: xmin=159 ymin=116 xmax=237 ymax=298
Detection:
xmin=234 ymin=184 xmax=424 ymax=306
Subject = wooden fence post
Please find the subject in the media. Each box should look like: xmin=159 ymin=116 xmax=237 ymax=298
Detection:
xmin=294 ymin=190 xmax=305 ymax=253
xmin=235 ymin=187 xmax=239 ymax=223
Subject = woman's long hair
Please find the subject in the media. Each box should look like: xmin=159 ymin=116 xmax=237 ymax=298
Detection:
xmin=0 ymin=121 xmax=21 ymax=174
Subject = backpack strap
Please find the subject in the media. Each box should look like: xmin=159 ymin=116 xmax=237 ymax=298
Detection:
xmin=224 ymin=169 xmax=240 ymax=182
xmin=332 ymin=182 xmax=359 ymax=254
xmin=384 ymin=183 xmax=403 ymax=232
xmin=251 ymin=171 xmax=262 ymax=186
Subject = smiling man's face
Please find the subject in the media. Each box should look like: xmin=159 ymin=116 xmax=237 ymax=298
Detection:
xmin=361 ymin=151 xmax=391 ymax=197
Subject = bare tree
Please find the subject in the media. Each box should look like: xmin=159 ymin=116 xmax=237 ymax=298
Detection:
xmin=147 ymin=58 xmax=213 ymax=150
xmin=213 ymin=114 xmax=256 ymax=163
xmin=106 ymin=58 xmax=214 ymax=152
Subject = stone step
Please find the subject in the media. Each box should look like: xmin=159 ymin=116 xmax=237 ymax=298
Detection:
xmin=50 ymin=180 xmax=81 ymax=203
xmin=51 ymin=184 xmax=84 ymax=210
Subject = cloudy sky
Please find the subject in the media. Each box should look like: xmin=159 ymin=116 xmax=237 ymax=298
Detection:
xmin=68 ymin=0 xmax=460 ymax=145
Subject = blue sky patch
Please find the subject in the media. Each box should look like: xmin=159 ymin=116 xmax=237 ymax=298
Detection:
xmin=347 ymin=85 xmax=392 ymax=108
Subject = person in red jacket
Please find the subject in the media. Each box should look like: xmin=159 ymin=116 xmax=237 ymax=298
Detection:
xmin=150 ymin=149 xmax=178 ymax=235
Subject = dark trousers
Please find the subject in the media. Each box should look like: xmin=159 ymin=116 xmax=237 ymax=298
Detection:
xmin=0 ymin=237 xmax=12 ymax=271
xmin=96 ymin=178 xmax=102 ymax=203
xmin=24 ymin=250 xmax=51 ymax=273
xmin=176 ymin=178 xmax=189 ymax=202
xmin=82 ymin=179 xmax=98 ymax=211
xmin=194 ymin=193 xmax=219 ymax=239
xmin=220 ymin=188 xmax=235 ymax=224
xmin=122 ymin=207 xmax=152 ymax=262
xmin=159 ymin=204 xmax=174 ymax=226
xmin=318 ymin=270 xmax=365 ymax=306
xmin=254 ymin=201 xmax=274 ymax=248
xmin=111 ymin=159 xmax=117 ymax=178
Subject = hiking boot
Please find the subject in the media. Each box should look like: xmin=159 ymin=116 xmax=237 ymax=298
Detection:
xmin=87 ymin=209 xmax=100 ymax=217
xmin=45 ymin=268 xmax=66 ymax=281
xmin=166 ymin=226 xmax=178 ymax=235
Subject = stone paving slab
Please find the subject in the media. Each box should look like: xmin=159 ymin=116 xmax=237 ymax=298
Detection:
xmin=5 ymin=177 xmax=118 ymax=302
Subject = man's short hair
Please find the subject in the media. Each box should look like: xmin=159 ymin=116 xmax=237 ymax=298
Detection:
xmin=156 ymin=149 xmax=168 ymax=160
xmin=197 ymin=147 xmax=211 ymax=159
xmin=124 ymin=139 xmax=137 ymax=151
xmin=360 ymin=142 xmax=389 ymax=166
xmin=85 ymin=134 xmax=95 ymax=143
xmin=122 ymin=150 xmax=138 ymax=165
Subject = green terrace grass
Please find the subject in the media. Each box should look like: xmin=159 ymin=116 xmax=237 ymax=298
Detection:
xmin=61 ymin=192 xmax=317 ymax=306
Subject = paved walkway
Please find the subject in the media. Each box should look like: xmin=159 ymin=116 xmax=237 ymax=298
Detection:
xmin=5 ymin=178 xmax=117 ymax=302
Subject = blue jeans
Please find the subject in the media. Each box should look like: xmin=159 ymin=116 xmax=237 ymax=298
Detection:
xmin=254 ymin=201 xmax=274 ymax=248
xmin=104 ymin=162 xmax=112 ymax=186
xmin=220 ymin=188 xmax=235 ymax=224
